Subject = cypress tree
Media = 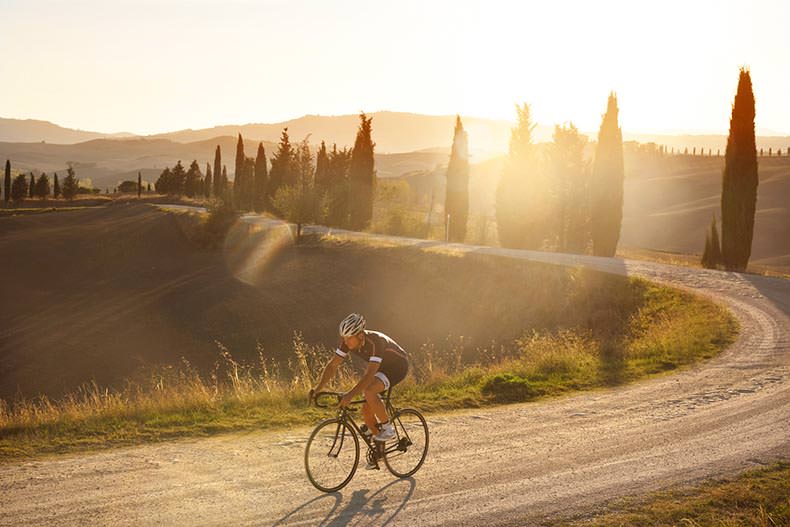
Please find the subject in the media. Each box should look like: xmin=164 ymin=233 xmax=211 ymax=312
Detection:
xmin=701 ymin=216 xmax=722 ymax=269
xmin=62 ymin=165 xmax=79 ymax=200
xmin=701 ymin=229 xmax=713 ymax=269
xmin=213 ymin=145 xmax=222 ymax=198
xmin=4 ymin=159 xmax=10 ymax=202
xmin=205 ymin=163 xmax=213 ymax=199
xmin=234 ymin=134 xmax=245 ymax=208
xmin=591 ymin=92 xmax=625 ymax=256
xmin=495 ymin=103 xmax=547 ymax=249
xmin=29 ymin=174 xmax=35 ymax=198
xmin=721 ymin=68 xmax=758 ymax=272
xmin=137 ymin=172 xmax=142 ymax=198
xmin=268 ymin=128 xmax=294 ymax=203
xmin=254 ymin=142 xmax=268 ymax=211
xmin=348 ymin=113 xmax=376 ymax=230
xmin=445 ymin=115 xmax=470 ymax=242
xmin=53 ymin=172 xmax=61 ymax=198
xmin=221 ymin=166 xmax=229 ymax=201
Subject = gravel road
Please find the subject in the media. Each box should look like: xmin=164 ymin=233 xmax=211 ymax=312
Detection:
xmin=1 ymin=219 xmax=788 ymax=526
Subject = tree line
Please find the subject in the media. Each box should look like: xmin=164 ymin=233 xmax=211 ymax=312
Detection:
xmin=153 ymin=112 xmax=376 ymax=234
xmin=3 ymin=163 xmax=80 ymax=202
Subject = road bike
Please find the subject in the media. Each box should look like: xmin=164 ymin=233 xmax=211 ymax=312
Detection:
xmin=305 ymin=389 xmax=429 ymax=492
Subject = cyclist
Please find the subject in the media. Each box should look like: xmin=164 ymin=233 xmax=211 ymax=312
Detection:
xmin=310 ymin=313 xmax=409 ymax=459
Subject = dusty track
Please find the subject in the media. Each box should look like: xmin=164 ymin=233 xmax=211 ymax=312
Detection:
xmin=1 ymin=218 xmax=788 ymax=526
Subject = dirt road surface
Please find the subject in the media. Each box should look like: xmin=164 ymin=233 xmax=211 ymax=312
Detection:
xmin=1 ymin=216 xmax=788 ymax=526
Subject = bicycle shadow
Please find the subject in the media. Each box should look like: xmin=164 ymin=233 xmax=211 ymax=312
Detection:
xmin=271 ymin=477 xmax=416 ymax=527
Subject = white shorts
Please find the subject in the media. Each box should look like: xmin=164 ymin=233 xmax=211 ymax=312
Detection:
xmin=374 ymin=371 xmax=391 ymax=391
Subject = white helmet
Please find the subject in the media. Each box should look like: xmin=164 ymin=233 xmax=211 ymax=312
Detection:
xmin=339 ymin=313 xmax=366 ymax=337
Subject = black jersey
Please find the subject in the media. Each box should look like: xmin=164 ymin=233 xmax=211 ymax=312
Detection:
xmin=335 ymin=330 xmax=409 ymax=381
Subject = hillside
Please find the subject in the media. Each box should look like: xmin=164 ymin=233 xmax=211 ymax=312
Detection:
xmin=0 ymin=117 xmax=134 ymax=144
xmin=1 ymin=204 xmax=652 ymax=401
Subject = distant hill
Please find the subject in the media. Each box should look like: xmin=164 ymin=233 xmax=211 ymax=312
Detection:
xmin=4 ymin=112 xmax=789 ymax=157
xmin=0 ymin=117 xmax=135 ymax=144
xmin=0 ymin=136 xmax=450 ymax=189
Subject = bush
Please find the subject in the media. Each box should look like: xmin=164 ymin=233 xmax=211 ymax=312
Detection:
xmin=196 ymin=201 xmax=239 ymax=249
xmin=481 ymin=373 xmax=542 ymax=402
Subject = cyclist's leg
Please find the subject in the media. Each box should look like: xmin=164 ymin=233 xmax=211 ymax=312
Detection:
xmin=363 ymin=374 xmax=390 ymax=433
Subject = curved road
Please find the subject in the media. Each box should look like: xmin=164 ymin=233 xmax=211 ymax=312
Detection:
xmin=1 ymin=218 xmax=788 ymax=526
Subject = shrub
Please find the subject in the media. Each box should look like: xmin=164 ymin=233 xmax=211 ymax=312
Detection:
xmin=481 ymin=373 xmax=542 ymax=402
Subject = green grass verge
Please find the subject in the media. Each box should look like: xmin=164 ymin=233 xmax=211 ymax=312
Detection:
xmin=555 ymin=462 xmax=790 ymax=527
xmin=0 ymin=279 xmax=737 ymax=462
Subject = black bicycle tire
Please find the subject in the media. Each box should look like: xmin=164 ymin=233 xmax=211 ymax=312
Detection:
xmin=382 ymin=408 xmax=429 ymax=478
xmin=304 ymin=417 xmax=360 ymax=492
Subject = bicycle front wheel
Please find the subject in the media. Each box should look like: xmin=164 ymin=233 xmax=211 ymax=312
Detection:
xmin=382 ymin=408 xmax=429 ymax=478
xmin=305 ymin=418 xmax=359 ymax=492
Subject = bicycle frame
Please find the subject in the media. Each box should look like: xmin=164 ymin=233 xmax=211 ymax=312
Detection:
xmin=315 ymin=391 xmax=412 ymax=460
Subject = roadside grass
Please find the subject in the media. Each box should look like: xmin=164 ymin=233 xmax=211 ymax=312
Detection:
xmin=556 ymin=462 xmax=790 ymax=527
xmin=0 ymin=277 xmax=736 ymax=461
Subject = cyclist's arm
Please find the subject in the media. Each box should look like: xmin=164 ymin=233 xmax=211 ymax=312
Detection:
xmin=345 ymin=360 xmax=381 ymax=399
xmin=313 ymin=355 xmax=344 ymax=393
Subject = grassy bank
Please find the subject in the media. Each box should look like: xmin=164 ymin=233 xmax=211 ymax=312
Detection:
xmin=0 ymin=276 xmax=736 ymax=461
xmin=557 ymin=462 xmax=789 ymax=527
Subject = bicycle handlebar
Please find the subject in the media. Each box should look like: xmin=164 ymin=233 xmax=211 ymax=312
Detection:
xmin=312 ymin=391 xmax=366 ymax=409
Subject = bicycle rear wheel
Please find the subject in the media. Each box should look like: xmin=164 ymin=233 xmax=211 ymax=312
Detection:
xmin=305 ymin=418 xmax=359 ymax=492
xmin=382 ymin=408 xmax=429 ymax=478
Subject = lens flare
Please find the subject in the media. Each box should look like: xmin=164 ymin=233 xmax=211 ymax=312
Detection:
xmin=223 ymin=216 xmax=295 ymax=286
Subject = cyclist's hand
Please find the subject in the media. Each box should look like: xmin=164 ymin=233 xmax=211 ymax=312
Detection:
xmin=339 ymin=393 xmax=352 ymax=408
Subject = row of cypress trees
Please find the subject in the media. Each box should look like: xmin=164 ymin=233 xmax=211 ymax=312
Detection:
xmin=492 ymin=94 xmax=625 ymax=256
xmin=153 ymin=113 xmax=377 ymax=231
xmin=2 ymin=161 xmax=80 ymax=202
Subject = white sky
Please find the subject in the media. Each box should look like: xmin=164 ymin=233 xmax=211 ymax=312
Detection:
xmin=1 ymin=0 xmax=788 ymax=135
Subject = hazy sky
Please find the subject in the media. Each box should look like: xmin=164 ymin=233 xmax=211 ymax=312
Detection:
xmin=2 ymin=0 xmax=788 ymax=136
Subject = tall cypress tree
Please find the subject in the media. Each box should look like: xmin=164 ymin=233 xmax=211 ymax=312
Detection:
xmin=4 ymin=159 xmax=10 ymax=202
xmin=348 ymin=113 xmax=376 ymax=230
xmin=53 ymin=172 xmax=61 ymax=198
xmin=591 ymin=92 xmax=625 ymax=256
xmin=234 ymin=134 xmax=245 ymax=208
xmin=254 ymin=142 xmax=268 ymax=211
xmin=221 ymin=165 xmax=228 ymax=200
xmin=29 ymin=173 xmax=35 ymax=198
xmin=445 ymin=116 xmax=470 ymax=242
xmin=204 ymin=163 xmax=213 ymax=199
xmin=721 ymin=68 xmax=758 ymax=272
xmin=137 ymin=172 xmax=142 ymax=198
xmin=213 ymin=145 xmax=222 ymax=198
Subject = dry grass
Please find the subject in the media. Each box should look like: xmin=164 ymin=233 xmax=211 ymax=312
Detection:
xmin=0 ymin=274 xmax=736 ymax=461
xmin=558 ymin=462 xmax=790 ymax=527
